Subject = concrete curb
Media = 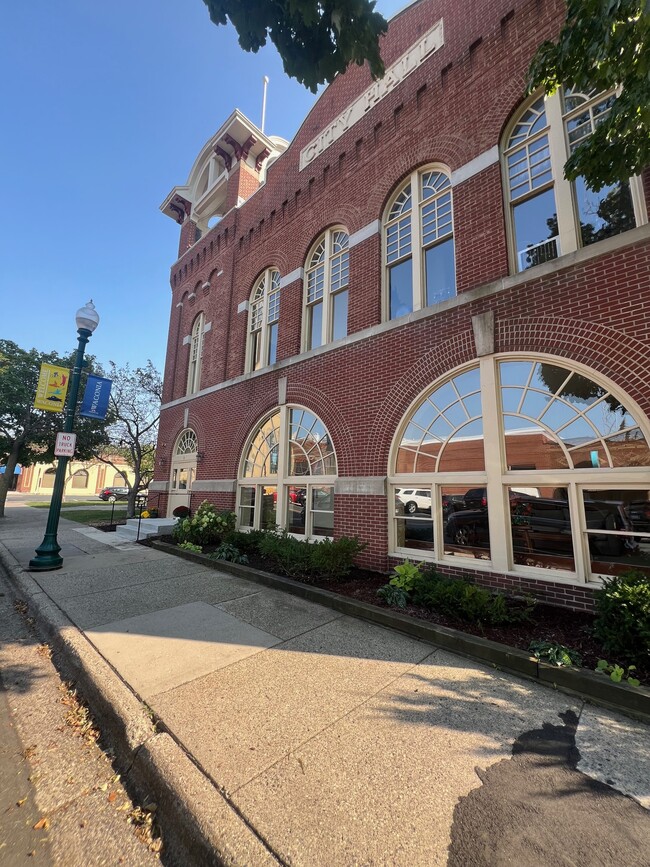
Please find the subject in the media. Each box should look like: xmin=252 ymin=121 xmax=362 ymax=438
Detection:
xmin=0 ymin=542 xmax=280 ymax=866
xmin=153 ymin=541 xmax=650 ymax=724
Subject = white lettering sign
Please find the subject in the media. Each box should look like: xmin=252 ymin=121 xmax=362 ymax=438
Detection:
xmin=300 ymin=19 xmax=444 ymax=171
xmin=54 ymin=432 xmax=77 ymax=458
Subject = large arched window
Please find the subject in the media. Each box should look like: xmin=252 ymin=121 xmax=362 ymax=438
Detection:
xmin=248 ymin=269 xmax=280 ymax=371
xmin=187 ymin=313 xmax=204 ymax=395
xmin=503 ymin=89 xmax=645 ymax=273
xmin=390 ymin=356 xmax=650 ymax=584
xmin=238 ymin=406 xmax=337 ymax=536
xmin=304 ymin=228 xmax=349 ymax=350
xmin=71 ymin=469 xmax=89 ymax=489
xmin=384 ymin=166 xmax=456 ymax=320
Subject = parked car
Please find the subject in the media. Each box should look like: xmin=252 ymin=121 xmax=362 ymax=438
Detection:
xmin=395 ymin=488 xmax=432 ymax=514
xmin=98 ymin=486 xmax=129 ymax=502
xmin=445 ymin=495 xmax=627 ymax=556
xmin=627 ymin=500 xmax=650 ymax=536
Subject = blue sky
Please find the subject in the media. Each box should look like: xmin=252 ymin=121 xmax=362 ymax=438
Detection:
xmin=2 ymin=0 xmax=405 ymax=374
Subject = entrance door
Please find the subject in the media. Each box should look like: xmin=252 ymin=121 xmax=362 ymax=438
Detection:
xmin=168 ymin=430 xmax=198 ymax=517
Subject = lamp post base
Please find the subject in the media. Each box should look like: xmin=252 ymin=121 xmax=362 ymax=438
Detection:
xmin=29 ymin=542 xmax=63 ymax=571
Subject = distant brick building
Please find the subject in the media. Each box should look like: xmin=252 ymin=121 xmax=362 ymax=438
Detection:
xmin=152 ymin=0 xmax=650 ymax=609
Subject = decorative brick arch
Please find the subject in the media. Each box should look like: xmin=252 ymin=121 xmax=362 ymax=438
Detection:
xmin=227 ymin=382 xmax=354 ymax=478
xmin=366 ymin=328 xmax=477 ymax=475
xmin=496 ymin=316 xmax=650 ymax=418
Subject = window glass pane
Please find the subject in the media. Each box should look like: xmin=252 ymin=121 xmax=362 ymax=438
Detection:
xmin=583 ymin=489 xmax=650 ymax=578
xmin=389 ymin=259 xmax=413 ymax=319
xmin=500 ymin=361 xmax=533 ymax=387
xmin=309 ymin=302 xmax=323 ymax=350
xmin=509 ymin=487 xmax=574 ymax=571
xmin=605 ymin=429 xmax=650 ymax=467
xmin=513 ymin=188 xmax=559 ymax=271
xmin=287 ymin=486 xmax=307 ymax=534
xmin=504 ymin=418 xmax=569 ymax=469
xmin=453 ymin=368 xmax=481 ymax=397
xmin=574 ymin=179 xmax=635 ymax=247
xmin=267 ymin=322 xmax=278 ymax=365
xmin=438 ymin=421 xmax=485 ymax=472
xmin=251 ymin=331 xmax=262 ymax=370
xmin=311 ymin=485 xmax=334 ymax=537
xmin=177 ymin=468 xmax=188 ymax=490
xmin=332 ymin=290 xmax=348 ymax=341
xmin=261 ymin=486 xmax=277 ymax=529
xmin=425 ymin=238 xmax=456 ymax=306
xmin=289 ymin=442 xmax=311 ymax=476
xmin=394 ymin=489 xmax=433 ymax=551
xmin=443 ymin=486 xmax=491 ymax=560
xmin=239 ymin=486 xmax=256 ymax=528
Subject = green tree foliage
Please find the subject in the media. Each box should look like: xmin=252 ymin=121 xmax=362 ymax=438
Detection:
xmin=529 ymin=0 xmax=650 ymax=190
xmin=0 ymin=341 xmax=109 ymax=518
xmin=201 ymin=0 xmax=387 ymax=92
xmin=99 ymin=361 xmax=162 ymax=518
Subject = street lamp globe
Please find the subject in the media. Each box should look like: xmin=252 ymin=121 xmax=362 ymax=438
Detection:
xmin=76 ymin=299 xmax=100 ymax=333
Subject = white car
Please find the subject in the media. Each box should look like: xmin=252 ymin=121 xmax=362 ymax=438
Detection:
xmin=396 ymin=488 xmax=432 ymax=514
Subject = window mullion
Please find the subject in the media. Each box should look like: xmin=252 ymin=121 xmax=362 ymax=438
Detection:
xmin=323 ymin=231 xmax=332 ymax=343
xmin=568 ymin=483 xmax=587 ymax=583
xmin=276 ymin=405 xmax=290 ymax=530
xmin=481 ymin=356 xmax=509 ymax=572
xmin=412 ymin=171 xmax=424 ymax=312
xmin=545 ymin=91 xmax=578 ymax=256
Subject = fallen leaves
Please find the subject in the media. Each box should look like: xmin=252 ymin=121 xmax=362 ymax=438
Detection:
xmin=33 ymin=817 xmax=50 ymax=831
xmin=16 ymin=797 xmax=27 ymax=807
xmin=59 ymin=683 xmax=99 ymax=744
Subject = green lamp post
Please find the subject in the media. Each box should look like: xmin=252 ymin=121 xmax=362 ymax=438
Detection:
xmin=29 ymin=301 xmax=100 ymax=572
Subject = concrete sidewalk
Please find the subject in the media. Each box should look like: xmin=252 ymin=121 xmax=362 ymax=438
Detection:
xmin=1 ymin=500 xmax=649 ymax=865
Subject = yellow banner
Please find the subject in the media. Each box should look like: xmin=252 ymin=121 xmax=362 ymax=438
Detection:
xmin=34 ymin=363 xmax=70 ymax=412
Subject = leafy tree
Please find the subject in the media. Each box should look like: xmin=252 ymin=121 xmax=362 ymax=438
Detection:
xmin=97 ymin=361 xmax=162 ymax=518
xmin=201 ymin=0 xmax=388 ymax=92
xmin=0 ymin=341 xmax=109 ymax=518
xmin=529 ymin=0 xmax=650 ymax=191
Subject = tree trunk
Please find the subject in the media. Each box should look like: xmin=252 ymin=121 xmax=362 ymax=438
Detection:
xmin=0 ymin=442 xmax=21 ymax=519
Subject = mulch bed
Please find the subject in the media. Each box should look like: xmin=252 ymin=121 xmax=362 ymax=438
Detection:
xmin=149 ymin=538 xmax=649 ymax=686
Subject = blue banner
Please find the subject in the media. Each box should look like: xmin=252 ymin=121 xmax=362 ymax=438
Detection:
xmin=79 ymin=375 xmax=112 ymax=420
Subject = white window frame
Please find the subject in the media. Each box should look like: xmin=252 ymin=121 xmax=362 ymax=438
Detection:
xmin=247 ymin=268 xmax=280 ymax=372
xmin=503 ymin=89 xmax=647 ymax=274
xmin=303 ymin=227 xmax=350 ymax=351
xmin=237 ymin=405 xmax=337 ymax=538
xmin=389 ymin=354 xmax=650 ymax=586
xmin=382 ymin=164 xmax=456 ymax=321
xmin=187 ymin=313 xmax=204 ymax=395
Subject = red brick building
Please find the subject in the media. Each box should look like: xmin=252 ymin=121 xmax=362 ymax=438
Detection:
xmin=152 ymin=0 xmax=650 ymax=609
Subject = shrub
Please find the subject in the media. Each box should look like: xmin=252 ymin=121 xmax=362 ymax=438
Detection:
xmin=258 ymin=531 xmax=314 ymax=579
xmin=529 ymin=640 xmax=582 ymax=667
xmin=595 ymin=659 xmax=640 ymax=687
xmin=412 ymin=571 xmax=528 ymax=626
xmin=226 ymin=529 xmax=266 ymax=556
xmin=173 ymin=505 xmax=190 ymax=518
xmin=593 ymin=570 xmax=650 ymax=666
xmin=389 ymin=560 xmax=423 ymax=592
xmin=178 ymin=541 xmax=202 ymax=553
xmin=310 ymin=536 xmax=366 ymax=580
xmin=173 ymin=501 xmax=236 ymax=548
xmin=377 ymin=584 xmax=409 ymax=608
xmin=209 ymin=542 xmax=249 ymax=565
xmin=255 ymin=531 xmax=365 ymax=581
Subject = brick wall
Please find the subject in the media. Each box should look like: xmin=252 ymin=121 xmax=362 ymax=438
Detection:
xmin=155 ymin=0 xmax=650 ymax=605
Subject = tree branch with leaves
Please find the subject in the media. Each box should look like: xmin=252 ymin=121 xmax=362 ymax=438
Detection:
xmin=202 ymin=0 xmax=388 ymax=92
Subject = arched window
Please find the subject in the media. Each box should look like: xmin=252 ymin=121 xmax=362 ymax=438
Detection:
xmin=304 ymin=228 xmax=349 ymax=350
xmin=248 ymin=269 xmax=280 ymax=371
xmin=390 ymin=356 xmax=650 ymax=583
xmin=112 ymin=472 xmax=127 ymax=486
xmin=71 ymin=469 xmax=89 ymax=489
xmin=238 ymin=406 xmax=337 ymax=536
xmin=187 ymin=313 xmax=204 ymax=395
xmin=175 ymin=429 xmax=198 ymax=455
xmin=41 ymin=468 xmax=56 ymax=489
xmin=503 ymin=90 xmax=644 ymax=273
xmin=384 ymin=166 xmax=455 ymax=320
